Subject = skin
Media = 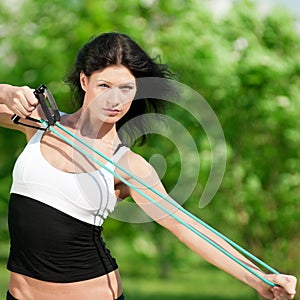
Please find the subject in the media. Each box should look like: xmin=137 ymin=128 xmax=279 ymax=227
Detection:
xmin=0 ymin=65 xmax=297 ymax=300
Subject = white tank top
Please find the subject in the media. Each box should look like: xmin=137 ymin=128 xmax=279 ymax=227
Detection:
xmin=10 ymin=129 xmax=130 ymax=226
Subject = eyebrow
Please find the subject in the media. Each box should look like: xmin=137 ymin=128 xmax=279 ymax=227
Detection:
xmin=96 ymin=79 xmax=135 ymax=86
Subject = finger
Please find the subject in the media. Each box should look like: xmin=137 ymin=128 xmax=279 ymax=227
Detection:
xmin=11 ymin=93 xmax=36 ymax=118
xmin=13 ymin=106 xmax=29 ymax=119
xmin=13 ymin=104 xmax=31 ymax=118
xmin=272 ymin=286 xmax=296 ymax=300
xmin=272 ymin=287 xmax=294 ymax=300
xmin=17 ymin=88 xmax=38 ymax=110
xmin=269 ymin=274 xmax=297 ymax=295
xmin=14 ymin=94 xmax=36 ymax=116
xmin=13 ymin=99 xmax=32 ymax=117
xmin=22 ymin=86 xmax=39 ymax=107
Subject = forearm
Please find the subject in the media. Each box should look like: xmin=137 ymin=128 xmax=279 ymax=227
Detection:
xmin=0 ymin=104 xmax=14 ymax=128
xmin=0 ymin=84 xmax=13 ymax=103
xmin=0 ymin=84 xmax=39 ymax=130
xmin=160 ymin=212 xmax=264 ymax=291
xmin=0 ymin=84 xmax=15 ymax=128
xmin=128 ymin=152 xmax=297 ymax=299
xmin=0 ymin=84 xmax=7 ymax=103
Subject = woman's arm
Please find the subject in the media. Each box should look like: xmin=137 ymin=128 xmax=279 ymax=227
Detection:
xmin=156 ymin=208 xmax=296 ymax=300
xmin=0 ymin=84 xmax=39 ymax=133
xmin=121 ymin=152 xmax=297 ymax=300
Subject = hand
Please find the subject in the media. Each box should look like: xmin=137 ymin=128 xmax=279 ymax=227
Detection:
xmin=257 ymin=274 xmax=297 ymax=300
xmin=1 ymin=85 xmax=38 ymax=118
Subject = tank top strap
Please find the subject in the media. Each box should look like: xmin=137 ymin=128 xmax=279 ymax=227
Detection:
xmin=27 ymin=129 xmax=44 ymax=145
xmin=112 ymin=144 xmax=130 ymax=163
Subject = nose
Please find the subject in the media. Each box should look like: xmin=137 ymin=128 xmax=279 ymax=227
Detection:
xmin=106 ymin=87 xmax=121 ymax=108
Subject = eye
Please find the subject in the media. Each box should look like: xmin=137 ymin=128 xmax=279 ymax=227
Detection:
xmin=98 ymin=83 xmax=110 ymax=88
xmin=120 ymin=85 xmax=134 ymax=91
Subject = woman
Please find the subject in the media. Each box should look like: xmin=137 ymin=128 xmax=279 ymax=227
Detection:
xmin=0 ymin=32 xmax=297 ymax=300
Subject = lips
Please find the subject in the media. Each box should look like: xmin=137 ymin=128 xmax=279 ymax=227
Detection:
xmin=103 ymin=108 xmax=120 ymax=116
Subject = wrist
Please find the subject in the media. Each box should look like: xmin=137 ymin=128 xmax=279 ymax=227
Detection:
xmin=0 ymin=84 xmax=12 ymax=104
xmin=245 ymin=269 xmax=268 ymax=291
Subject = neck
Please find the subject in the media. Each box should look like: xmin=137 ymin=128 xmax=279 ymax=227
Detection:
xmin=62 ymin=109 xmax=120 ymax=145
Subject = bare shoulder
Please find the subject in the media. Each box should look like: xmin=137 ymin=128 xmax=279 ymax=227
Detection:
xmin=125 ymin=150 xmax=149 ymax=165
xmin=116 ymin=149 xmax=162 ymax=196
xmin=120 ymin=150 xmax=155 ymax=178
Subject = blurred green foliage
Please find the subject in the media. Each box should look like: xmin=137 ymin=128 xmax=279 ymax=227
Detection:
xmin=0 ymin=0 xmax=299 ymax=297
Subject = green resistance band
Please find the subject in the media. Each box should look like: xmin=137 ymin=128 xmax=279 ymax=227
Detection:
xmin=41 ymin=118 xmax=279 ymax=287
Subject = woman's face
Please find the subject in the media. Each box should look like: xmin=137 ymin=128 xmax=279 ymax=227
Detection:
xmin=80 ymin=65 xmax=136 ymax=124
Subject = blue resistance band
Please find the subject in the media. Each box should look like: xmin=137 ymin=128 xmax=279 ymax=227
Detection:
xmin=41 ymin=119 xmax=278 ymax=287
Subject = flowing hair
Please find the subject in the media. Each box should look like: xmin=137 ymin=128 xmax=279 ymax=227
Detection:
xmin=65 ymin=32 xmax=176 ymax=146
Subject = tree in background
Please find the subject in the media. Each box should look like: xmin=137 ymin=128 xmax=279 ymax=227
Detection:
xmin=0 ymin=0 xmax=299 ymax=296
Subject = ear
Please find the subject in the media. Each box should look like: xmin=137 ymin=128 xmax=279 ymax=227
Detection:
xmin=80 ymin=72 xmax=88 ymax=92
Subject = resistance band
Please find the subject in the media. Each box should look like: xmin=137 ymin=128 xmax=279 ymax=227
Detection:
xmin=12 ymin=85 xmax=279 ymax=287
xmin=43 ymin=118 xmax=279 ymax=287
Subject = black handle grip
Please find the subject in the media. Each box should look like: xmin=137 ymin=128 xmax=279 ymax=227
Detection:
xmin=11 ymin=84 xmax=60 ymax=129
xmin=11 ymin=114 xmax=21 ymax=124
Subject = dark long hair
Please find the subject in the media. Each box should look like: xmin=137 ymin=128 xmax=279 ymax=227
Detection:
xmin=65 ymin=32 xmax=176 ymax=146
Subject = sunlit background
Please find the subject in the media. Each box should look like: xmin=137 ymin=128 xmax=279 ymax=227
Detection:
xmin=0 ymin=0 xmax=299 ymax=299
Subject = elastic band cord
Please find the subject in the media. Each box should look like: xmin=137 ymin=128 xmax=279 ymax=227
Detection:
xmin=54 ymin=121 xmax=279 ymax=275
xmin=41 ymin=119 xmax=277 ymax=287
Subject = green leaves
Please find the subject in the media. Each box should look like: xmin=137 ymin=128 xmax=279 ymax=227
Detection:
xmin=0 ymin=0 xmax=299 ymax=287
